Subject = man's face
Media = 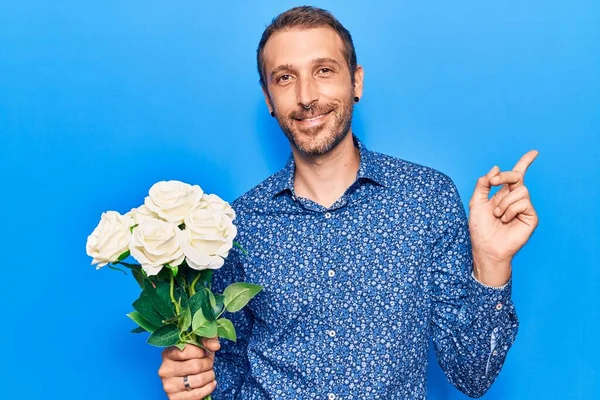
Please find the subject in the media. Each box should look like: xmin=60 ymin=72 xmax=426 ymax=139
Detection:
xmin=261 ymin=27 xmax=363 ymax=156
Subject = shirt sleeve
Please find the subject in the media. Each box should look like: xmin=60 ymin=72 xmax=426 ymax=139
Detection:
xmin=210 ymin=249 xmax=254 ymax=399
xmin=429 ymin=175 xmax=519 ymax=398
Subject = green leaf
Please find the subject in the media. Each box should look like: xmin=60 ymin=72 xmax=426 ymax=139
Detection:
xmin=188 ymin=290 xmax=214 ymax=321
xmin=133 ymin=292 xmax=164 ymax=327
xmin=127 ymin=311 xmax=159 ymax=333
xmin=202 ymin=289 xmax=216 ymax=321
xmin=131 ymin=326 xmax=146 ymax=334
xmin=198 ymin=320 xmax=217 ymax=338
xmin=132 ymin=270 xmax=145 ymax=289
xmin=192 ymin=309 xmax=218 ymax=338
xmin=162 ymin=286 xmax=189 ymax=327
xmin=144 ymin=280 xmax=175 ymax=319
xmin=192 ymin=306 xmax=207 ymax=329
xmin=175 ymin=272 xmax=186 ymax=287
xmin=191 ymin=269 xmax=213 ymax=291
xmin=208 ymin=290 xmax=216 ymax=308
xmin=115 ymin=261 xmax=142 ymax=271
xmin=233 ymin=241 xmax=248 ymax=256
xmin=117 ymin=250 xmax=130 ymax=261
xmin=180 ymin=306 xmax=192 ymax=331
xmin=175 ymin=342 xmax=187 ymax=351
xmin=188 ymin=291 xmax=205 ymax=315
xmin=217 ymin=318 xmax=237 ymax=342
xmin=223 ymin=282 xmax=263 ymax=313
xmin=212 ymin=294 xmax=225 ymax=317
xmin=130 ymin=224 xmax=138 ymax=233
xmin=147 ymin=324 xmax=180 ymax=347
xmin=175 ymin=285 xmax=189 ymax=310
xmin=157 ymin=267 xmax=172 ymax=282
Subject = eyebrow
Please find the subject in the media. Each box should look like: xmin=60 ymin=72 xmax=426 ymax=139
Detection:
xmin=269 ymin=57 xmax=343 ymax=81
xmin=270 ymin=64 xmax=294 ymax=81
xmin=313 ymin=57 xmax=342 ymax=68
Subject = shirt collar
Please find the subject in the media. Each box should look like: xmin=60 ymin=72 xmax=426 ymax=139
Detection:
xmin=270 ymin=134 xmax=389 ymax=199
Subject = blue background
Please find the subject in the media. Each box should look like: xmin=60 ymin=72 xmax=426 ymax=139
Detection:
xmin=1 ymin=1 xmax=598 ymax=399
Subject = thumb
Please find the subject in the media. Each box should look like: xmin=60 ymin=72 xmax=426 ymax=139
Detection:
xmin=469 ymin=165 xmax=499 ymax=209
xmin=202 ymin=336 xmax=221 ymax=353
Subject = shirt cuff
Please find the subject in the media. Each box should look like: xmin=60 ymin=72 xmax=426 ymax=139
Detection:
xmin=469 ymin=271 xmax=514 ymax=319
xmin=471 ymin=270 xmax=511 ymax=290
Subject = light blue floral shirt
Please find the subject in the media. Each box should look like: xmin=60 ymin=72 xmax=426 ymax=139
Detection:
xmin=211 ymin=135 xmax=518 ymax=399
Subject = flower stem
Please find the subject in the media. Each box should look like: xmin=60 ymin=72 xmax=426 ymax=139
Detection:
xmin=169 ymin=274 xmax=180 ymax=315
xmin=190 ymin=272 xmax=203 ymax=295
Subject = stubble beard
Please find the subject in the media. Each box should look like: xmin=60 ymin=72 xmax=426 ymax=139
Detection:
xmin=274 ymin=93 xmax=355 ymax=157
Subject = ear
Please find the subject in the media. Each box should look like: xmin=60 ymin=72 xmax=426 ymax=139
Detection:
xmin=353 ymin=65 xmax=364 ymax=99
xmin=262 ymin=86 xmax=274 ymax=114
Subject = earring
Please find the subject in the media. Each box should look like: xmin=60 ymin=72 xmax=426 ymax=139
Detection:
xmin=353 ymin=96 xmax=360 ymax=103
xmin=270 ymin=111 xmax=275 ymax=117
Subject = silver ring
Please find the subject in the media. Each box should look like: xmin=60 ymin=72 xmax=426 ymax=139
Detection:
xmin=183 ymin=375 xmax=192 ymax=391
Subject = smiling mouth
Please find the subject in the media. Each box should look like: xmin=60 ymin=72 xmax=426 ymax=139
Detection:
xmin=294 ymin=110 xmax=333 ymax=122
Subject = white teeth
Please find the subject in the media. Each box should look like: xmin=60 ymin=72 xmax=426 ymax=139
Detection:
xmin=301 ymin=113 xmax=326 ymax=122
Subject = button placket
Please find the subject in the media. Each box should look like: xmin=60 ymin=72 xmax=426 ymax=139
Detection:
xmin=322 ymin=206 xmax=340 ymax=389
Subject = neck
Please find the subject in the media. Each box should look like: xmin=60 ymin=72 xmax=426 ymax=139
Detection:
xmin=291 ymin=132 xmax=360 ymax=209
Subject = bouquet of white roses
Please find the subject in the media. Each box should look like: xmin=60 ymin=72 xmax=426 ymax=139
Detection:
xmin=86 ymin=180 xmax=262 ymax=398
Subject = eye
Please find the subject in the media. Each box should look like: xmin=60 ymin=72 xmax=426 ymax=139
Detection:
xmin=318 ymin=67 xmax=333 ymax=74
xmin=277 ymin=74 xmax=292 ymax=83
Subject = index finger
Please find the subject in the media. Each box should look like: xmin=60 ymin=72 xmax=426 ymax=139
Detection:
xmin=513 ymin=150 xmax=539 ymax=175
xmin=163 ymin=343 xmax=206 ymax=361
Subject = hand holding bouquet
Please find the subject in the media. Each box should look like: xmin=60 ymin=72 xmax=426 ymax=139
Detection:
xmin=86 ymin=180 xmax=262 ymax=399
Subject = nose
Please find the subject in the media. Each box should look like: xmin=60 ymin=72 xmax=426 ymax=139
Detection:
xmin=296 ymin=75 xmax=318 ymax=109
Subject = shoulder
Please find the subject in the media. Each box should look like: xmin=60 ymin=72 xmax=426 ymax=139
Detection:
xmin=373 ymin=151 xmax=468 ymax=232
xmin=370 ymin=149 xmax=457 ymax=194
xmin=230 ymin=168 xmax=284 ymax=216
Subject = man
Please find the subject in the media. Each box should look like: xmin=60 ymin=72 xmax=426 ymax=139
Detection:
xmin=158 ymin=6 xmax=538 ymax=399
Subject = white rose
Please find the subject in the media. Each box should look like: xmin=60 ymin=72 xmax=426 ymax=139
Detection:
xmin=180 ymin=208 xmax=237 ymax=271
xmin=129 ymin=219 xmax=185 ymax=276
xmin=144 ymin=180 xmax=204 ymax=224
xmin=196 ymin=193 xmax=236 ymax=220
xmin=126 ymin=204 xmax=159 ymax=225
xmin=86 ymin=211 xmax=131 ymax=269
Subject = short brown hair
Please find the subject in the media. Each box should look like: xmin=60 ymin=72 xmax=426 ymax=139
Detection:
xmin=256 ymin=6 xmax=358 ymax=90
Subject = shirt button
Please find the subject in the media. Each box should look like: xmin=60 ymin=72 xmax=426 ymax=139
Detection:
xmin=328 ymin=269 xmax=335 ymax=277
xmin=325 ymin=212 xmax=332 ymax=219
xmin=495 ymin=303 xmax=503 ymax=311
xmin=492 ymin=350 xmax=498 ymax=356
xmin=328 ymin=393 xmax=336 ymax=400
xmin=328 ymin=330 xmax=336 ymax=337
